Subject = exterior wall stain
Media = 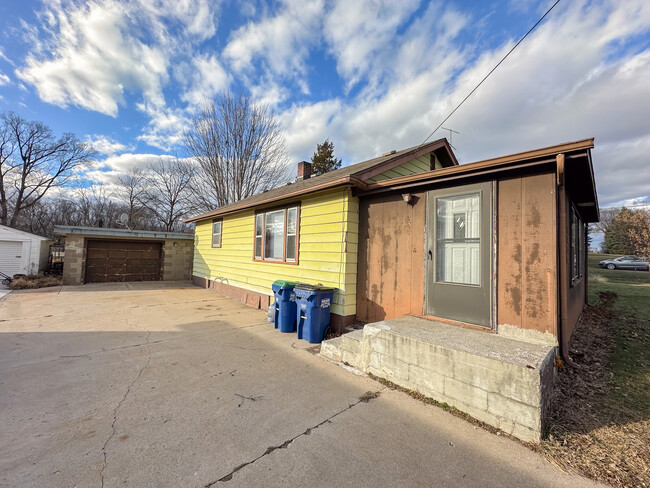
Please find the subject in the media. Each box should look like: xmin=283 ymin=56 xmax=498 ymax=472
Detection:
xmin=357 ymin=192 xmax=425 ymax=323
xmin=497 ymin=174 xmax=557 ymax=337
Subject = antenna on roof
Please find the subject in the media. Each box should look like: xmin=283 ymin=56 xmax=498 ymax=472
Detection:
xmin=116 ymin=213 xmax=131 ymax=230
xmin=440 ymin=127 xmax=459 ymax=150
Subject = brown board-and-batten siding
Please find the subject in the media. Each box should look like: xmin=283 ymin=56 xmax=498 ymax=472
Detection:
xmin=497 ymin=174 xmax=557 ymax=336
xmin=356 ymin=192 xmax=426 ymax=323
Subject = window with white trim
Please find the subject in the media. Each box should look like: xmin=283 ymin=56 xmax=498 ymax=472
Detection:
xmin=212 ymin=219 xmax=222 ymax=248
xmin=254 ymin=206 xmax=299 ymax=263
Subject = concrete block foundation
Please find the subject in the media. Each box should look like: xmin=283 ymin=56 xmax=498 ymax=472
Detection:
xmin=320 ymin=316 xmax=557 ymax=443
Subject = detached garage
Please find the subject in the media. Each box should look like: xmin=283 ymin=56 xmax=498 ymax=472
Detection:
xmin=54 ymin=226 xmax=194 ymax=285
xmin=0 ymin=225 xmax=51 ymax=277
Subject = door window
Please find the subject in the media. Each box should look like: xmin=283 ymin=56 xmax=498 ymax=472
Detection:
xmin=436 ymin=192 xmax=481 ymax=285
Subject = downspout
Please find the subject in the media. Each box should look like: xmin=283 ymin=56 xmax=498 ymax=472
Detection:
xmin=557 ymin=154 xmax=579 ymax=368
xmin=584 ymin=222 xmax=589 ymax=306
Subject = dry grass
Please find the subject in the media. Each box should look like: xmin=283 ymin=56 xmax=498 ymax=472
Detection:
xmin=541 ymin=288 xmax=650 ymax=488
xmin=9 ymin=274 xmax=62 ymax=290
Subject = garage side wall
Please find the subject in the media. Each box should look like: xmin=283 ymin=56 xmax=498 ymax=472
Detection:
xmin=62 ymin=235 xmax=85 ymax=285
xmin=162 ymin=238 xmax=194 ymax=281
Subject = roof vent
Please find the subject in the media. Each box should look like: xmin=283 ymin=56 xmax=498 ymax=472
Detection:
xmin=382 ymin=150 xmax=397 ymax=156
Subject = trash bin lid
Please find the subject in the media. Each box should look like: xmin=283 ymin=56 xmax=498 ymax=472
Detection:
xmin=272 ymin=280 xmax=301 ymax=288
xmin=294 ymin=283 xmax=337 ymax=292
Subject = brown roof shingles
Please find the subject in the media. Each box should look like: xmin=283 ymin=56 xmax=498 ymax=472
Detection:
xmin=184 ymin=138 xmax=452 ymax=223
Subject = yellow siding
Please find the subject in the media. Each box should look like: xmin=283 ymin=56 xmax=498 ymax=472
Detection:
xmin=193 ymin=188 xmax=359 ymax=317
xmin=367 ymin=154 xmax=440 ymax=183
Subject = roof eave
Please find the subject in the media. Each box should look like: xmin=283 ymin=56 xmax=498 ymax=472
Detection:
xmin=350 ymin=138 xmax=456 ymax=182
xmin=184 ymin=176 xmax=367 ymax=223
xmin=361 ymin=138 xmax=596 ymax=193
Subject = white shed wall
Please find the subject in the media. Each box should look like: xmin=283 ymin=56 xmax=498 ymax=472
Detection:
xmin=0 ymin=225 xmax=50 ymax=275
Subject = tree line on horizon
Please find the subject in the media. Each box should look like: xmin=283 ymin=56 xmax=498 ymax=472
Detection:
xmin=0 ymin=92 xmax=344 ymax=239
xmin=592 ymin=207 xmax=650 ymax=257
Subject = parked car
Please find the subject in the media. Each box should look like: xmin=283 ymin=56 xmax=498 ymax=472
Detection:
xmin=599 ymin=255 xmax=649 ymax=271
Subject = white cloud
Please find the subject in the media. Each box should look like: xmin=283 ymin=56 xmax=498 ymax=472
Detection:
xmin=0 ymin=49 xmax=13 ymax=65
xmin=180 ymin=54 xmax=230 ymax=106
xmin=278 ymin=0 xmax=650 ymax=208
xmin=84 ymin=152 xmax=178 ymax=185
xmin=85 ymin=135 xmax=132 ymax=155
xmin=323 ymin=0 xmax=421 ymax=90
xmin=15 ymin=0 xmax=222 ymax=149
xmin=281 ymin=99 xmax=343 ymax=160
xmin=9 ymin=0 xmax=650 ymax=208
xmin=0 ymin=72 xmax=10 ymax=86
xmin=17 ymin=1 xmax=168 ymax=117
xmin=136 ymin=104 xmax=189 ymax=151
xmin=223 ymin=0 xmax=324 ymax=83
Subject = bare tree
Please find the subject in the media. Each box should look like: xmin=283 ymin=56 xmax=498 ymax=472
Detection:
xmin=0 ymin=112 xmax=95 ymax=227
xmin=139 ymin=158 xmax=195 ymax=232
xmin=14 ymin=187 xmax=131 ymax=238
xmin=184 ymin=92 xmax=290 ymax=210
xmin=114 ymin=168 xmax=148 ymax=228
xmin=591 ymin=208 xmax=619 ymax=235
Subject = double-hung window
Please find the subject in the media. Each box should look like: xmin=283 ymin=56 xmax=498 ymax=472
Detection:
xmin=212 ymin=219 xmax=222 ymax=248
xmin=254 ymin=206 xmax=299 ymax=263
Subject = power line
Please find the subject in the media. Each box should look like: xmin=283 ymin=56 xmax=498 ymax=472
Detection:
xmin=419 ymin=0 xmax=562 ymax=148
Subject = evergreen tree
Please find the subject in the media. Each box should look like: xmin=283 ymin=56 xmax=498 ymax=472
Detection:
xmin=311 ymin=139 xmax=342 ymax=176
xmin=603 ymin=208 xmax=634 ymax=254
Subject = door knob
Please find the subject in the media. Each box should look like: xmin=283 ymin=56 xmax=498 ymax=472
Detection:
xmin=428 ymin=250 xmax=433 ymax=259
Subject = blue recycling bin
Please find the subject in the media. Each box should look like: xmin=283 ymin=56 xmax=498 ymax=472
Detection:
xmin=295 ymin=284 xmax=337 ymax=343
xmin=271 ymin=280 xmax=300 ymax=333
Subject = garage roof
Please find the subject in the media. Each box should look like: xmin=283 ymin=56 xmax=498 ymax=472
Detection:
xmin=54 ymin=226 xmax=194 ymax=240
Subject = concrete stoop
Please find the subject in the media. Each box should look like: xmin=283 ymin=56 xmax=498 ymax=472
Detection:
xmin=320 ymin=316 xmax=557 ymax=443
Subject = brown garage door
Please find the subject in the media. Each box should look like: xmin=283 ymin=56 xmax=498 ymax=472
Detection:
xmin=85 ymin=240 xmax=162 ymax=283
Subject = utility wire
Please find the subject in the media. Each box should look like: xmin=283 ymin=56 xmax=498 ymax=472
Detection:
xmin=419 ymin=0 xmax=562 ymax=147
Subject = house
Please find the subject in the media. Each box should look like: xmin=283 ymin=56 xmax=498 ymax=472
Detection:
xmin=0 ymin=225 xmax=51 ymax=277
xmin=185 ymin=137 xmax=598 ymax=442
xmin=53 ymin=226 xmax=194 ymax=285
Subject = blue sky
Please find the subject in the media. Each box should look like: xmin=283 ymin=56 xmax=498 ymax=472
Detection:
xmin=0 ymin=0 xmax=649 ymax=213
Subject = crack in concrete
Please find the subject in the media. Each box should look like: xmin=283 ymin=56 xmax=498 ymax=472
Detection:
xmin=2 ymin=323 xmax=266 ymax=373
xmin=99 ymin=331 xmax=152 ymax=488
xmin=59 ymin=354 xmax=91 ymax=360
xmin=204 ymin=388 xmax=385 ymax=486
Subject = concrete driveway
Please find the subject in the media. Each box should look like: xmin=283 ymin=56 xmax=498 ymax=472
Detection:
xmin=0 ymin=282 xmax=603 ymax=488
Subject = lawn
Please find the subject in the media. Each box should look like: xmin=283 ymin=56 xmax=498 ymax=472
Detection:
xmin=542 ymin=253 xmax=650 ymax=488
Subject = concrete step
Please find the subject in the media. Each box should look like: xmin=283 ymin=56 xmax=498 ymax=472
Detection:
xmin=320 ymin=336 xmax=343 ymax=362
xmin=341 ymin=329 xmax=364 ymax=368
xmin=338 ymin=316 xmax=556 ymax=443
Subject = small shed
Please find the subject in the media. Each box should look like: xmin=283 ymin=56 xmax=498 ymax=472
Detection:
xmin=54 ymin=226 xmax=194 ymax=285
xmin=0 ymin=225 xmax=51 ymax=276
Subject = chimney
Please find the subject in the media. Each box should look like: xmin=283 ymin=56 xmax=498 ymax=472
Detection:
xmin=297 ymin=160 xmax=312 ymax=180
